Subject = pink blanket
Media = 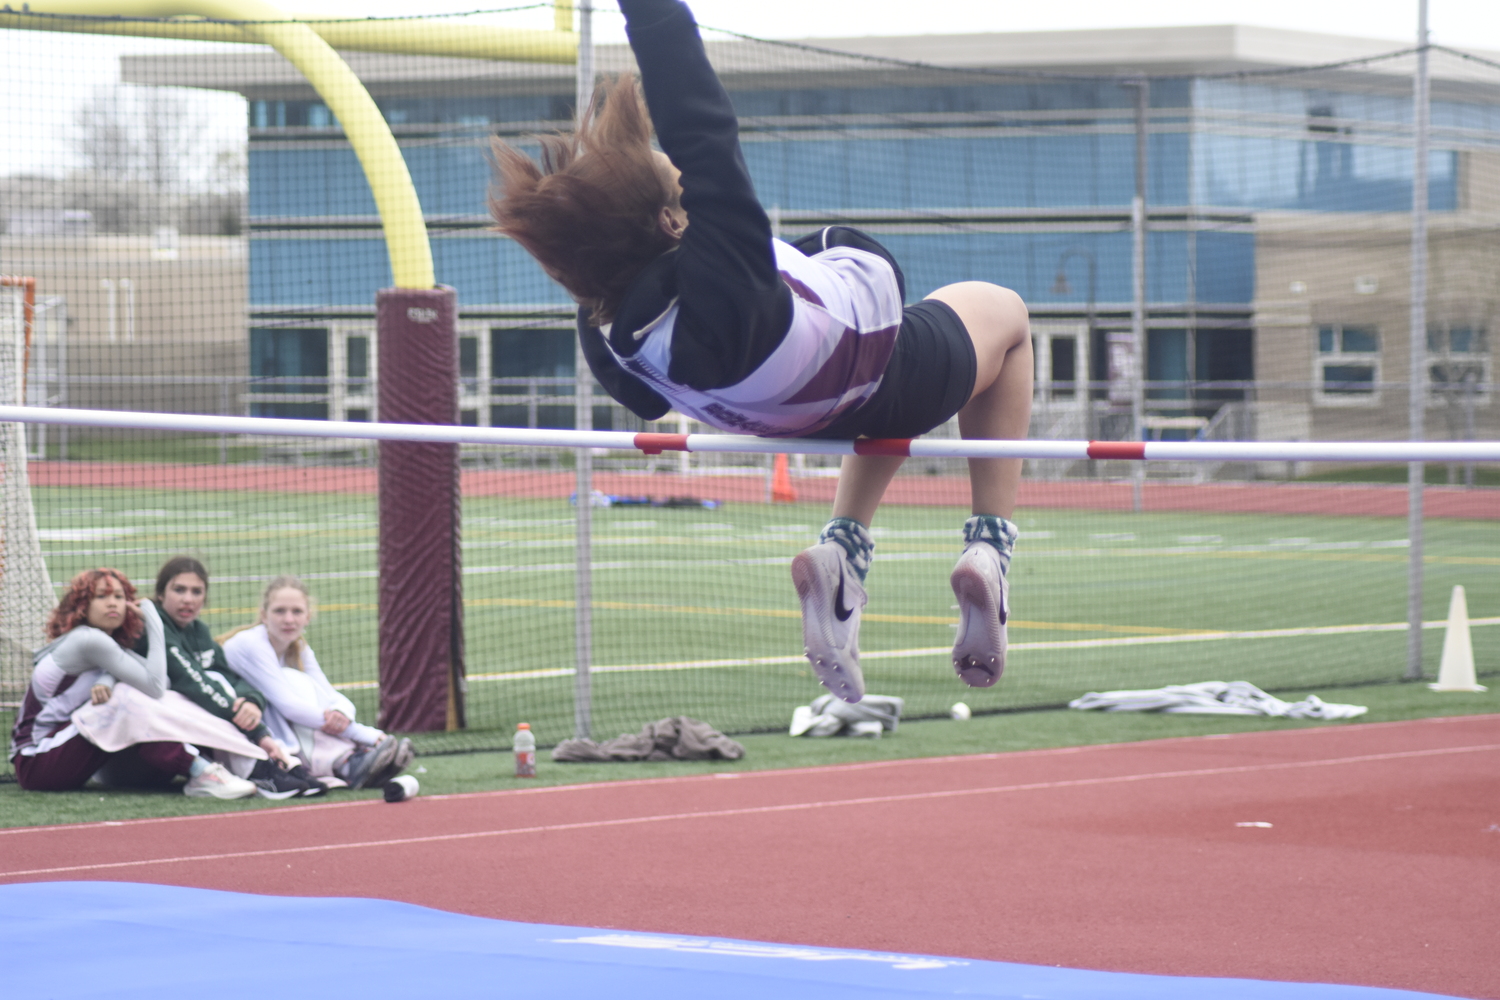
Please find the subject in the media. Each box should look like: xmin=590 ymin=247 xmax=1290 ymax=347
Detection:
xmin=72 ymin=685 xmax=268 ymax=761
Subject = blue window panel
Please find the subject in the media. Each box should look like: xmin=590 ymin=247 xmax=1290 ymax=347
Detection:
xmin=249 ymin=327 xmax=328 ymax=394
xmin=404 ymin=146 xmax=451 ymax=215
xmin=405 ymin=145 xmax=493 ymax=216
xmin=1151 ymin=132 xmax=1190 ymax=204
xmin=900 ymin=137 xmax=972 ymax=208
xmin=1095 ymin=134 xmax=1137 ymax=207
xmin=1034 ymin=135 xmax=1097 ymax=206
xmin=248 ymin=149 xmax=283 ymax=217
xmin=1435 ymin=99 xmax=1495 ymax=132
xmin=968 ymin=137 xmax=1032 ymax=208
xmin=431 ymin=238 xmax=572 ymax=308
xmin=848 ymin=140 xmax=911 ymax=208
xmin=918 ymin=138 xmax=972 ymax=208
xmin=1192 ymin=134 xmax=1456 ymax=211
xmin=322 ymin=148 xmax=379 ymax=216
xmin=250 ymin=239 xmax=391 ymax=306
xmin=877 ymin=233 xmax=1007 ymax=299
xmin=1193 ymin=135 xmax=1276 ymax=207
xmin=1025 ymin=232 xmax=1133 ymax=306
xmin=1148 ymin=328 xmax=1190 ymax=399
xmin=878 ymin=231 xmax=1144 ymax=304
xmin=1147 ymin=230 xmax=1189 ymax=303
xmin=249 ymin=148 xmax=329 ymax=217
xmin=248 ymin=148 xmax=372 ymax=217
xmin=252 ymin=144 xmax=502 ymax=219
xmin=783 ymin=142 xmax=849 ymax=210
xmin=1195 ymin=231 xmax=1256 ymax=304
xmin=742 ymin=142 xmax=788 ymax=209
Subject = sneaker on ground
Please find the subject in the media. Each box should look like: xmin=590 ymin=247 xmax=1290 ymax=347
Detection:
xmin=249 ymin=758 xmax=312 ymax=800
xmin=183 ymin=760 xmax=257 ymax=800
xmin=285 ymin=762 xmax=327 ymax=797
xmin=344 ymin=735 xmax=402 ymax=790
xmin=367 ymin=737 xmax=414 ymax=789
xmin=949 ymin=541 xmax=1009 ymax=688
xmin=791 ymin=540 xmax=866 ymax=703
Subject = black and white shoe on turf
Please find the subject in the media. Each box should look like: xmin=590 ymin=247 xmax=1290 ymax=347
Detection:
xmin=284 ymin=762 xmax=327 ymax=797
xmin=949 ymin=542 xmax=1008 ymax=688
xmin=250 ymin=758 xmax=314 ymax=800
xmin=367 ymin=737 xmax=414 ymax=789
xmin=343 ymin=735 xmax=402 ymax=790
xmin=791 ymin=540 xmax=866 ymax=703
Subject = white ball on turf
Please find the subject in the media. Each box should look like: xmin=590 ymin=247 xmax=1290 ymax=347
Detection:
xmin=950 ymin=702 xmax=971 ymax=721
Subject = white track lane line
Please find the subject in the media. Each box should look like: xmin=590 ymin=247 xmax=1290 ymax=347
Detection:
xmin=3 ymin=713 xmax=1492 ymax=839
xmin=3 ymin=742 xmax=1496 ymax=880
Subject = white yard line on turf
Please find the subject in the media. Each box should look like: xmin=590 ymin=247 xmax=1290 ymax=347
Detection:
xmin=170 ymin=545 xmax=1500 ymax=586
xmin=2 ymin=742 xmax=1496 ymax=879
xmin=324 ymin=616 xmax=1500 ymax=688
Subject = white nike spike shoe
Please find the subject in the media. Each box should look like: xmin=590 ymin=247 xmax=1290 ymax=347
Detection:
xmin=792 ymin=541 xmax=867 ymax=703
xmin=950 ymin=541 xmax=1008 ymax=687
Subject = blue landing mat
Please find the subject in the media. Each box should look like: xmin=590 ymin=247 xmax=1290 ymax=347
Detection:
xmin=1 ymin=882 xmax=1462 ymax=999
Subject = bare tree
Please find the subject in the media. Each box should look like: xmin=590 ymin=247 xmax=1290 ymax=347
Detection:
xmin=72 ymin=89 xmax=141 ymax=185
xmin=70 ymin=85 xmax=211 ymax=230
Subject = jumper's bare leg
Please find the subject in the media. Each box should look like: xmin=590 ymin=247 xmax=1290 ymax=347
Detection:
xmin=925 ymin=281 xmax=1033 ymax=517
xmin=830 ymin=454 xmax=906 ymax=526
xmin=830 ymin=282 xmax=1031 ymax=525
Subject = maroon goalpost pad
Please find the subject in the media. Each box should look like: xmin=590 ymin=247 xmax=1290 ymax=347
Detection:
xmin=375 ymin=286 xmax=465 ymax=732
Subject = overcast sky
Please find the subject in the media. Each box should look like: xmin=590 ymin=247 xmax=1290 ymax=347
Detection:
xmin=2 ymin=1 xmax=1494 ymax=181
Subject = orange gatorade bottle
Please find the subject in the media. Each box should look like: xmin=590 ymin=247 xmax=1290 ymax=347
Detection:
xmin=513 ymin=722 xmax=537 ymax=778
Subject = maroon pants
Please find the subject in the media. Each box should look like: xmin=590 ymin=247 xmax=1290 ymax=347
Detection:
xmin=14 ymin=734 xmax=194 ymax=791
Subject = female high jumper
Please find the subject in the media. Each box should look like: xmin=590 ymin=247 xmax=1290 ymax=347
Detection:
xmin=489 ymin=0 xmax=1032 ymax=703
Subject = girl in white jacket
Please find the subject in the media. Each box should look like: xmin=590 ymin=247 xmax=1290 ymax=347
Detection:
xmin=222 ymin=577 xmax=412 ymax=789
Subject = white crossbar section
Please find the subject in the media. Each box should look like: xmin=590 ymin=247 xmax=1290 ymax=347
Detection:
xmin=2 ymin=405 xmax=1499 ymax=463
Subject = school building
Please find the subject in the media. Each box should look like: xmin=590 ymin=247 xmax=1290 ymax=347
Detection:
xmin=120 ymin=23 xmax=1500 ymax=451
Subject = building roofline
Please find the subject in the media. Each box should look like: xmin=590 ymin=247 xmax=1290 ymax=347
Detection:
xmin=121 ymin=22 xmax=1500 ymax=96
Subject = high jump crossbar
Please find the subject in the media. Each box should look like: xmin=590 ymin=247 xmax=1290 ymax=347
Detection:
xmin=3 ymin=405 xmax=1498 ymax=464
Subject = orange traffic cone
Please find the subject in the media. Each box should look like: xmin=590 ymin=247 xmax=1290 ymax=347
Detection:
xmin=771 ymin=452 xmax=798 ymax=503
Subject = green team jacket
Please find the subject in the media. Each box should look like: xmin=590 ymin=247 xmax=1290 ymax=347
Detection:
xmin=134 ymin=601 xmax=271 ymax=745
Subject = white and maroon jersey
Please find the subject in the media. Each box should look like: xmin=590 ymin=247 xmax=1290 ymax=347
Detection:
xmin=10 ymin=647 xmax=102 ymax=758
xmin=605 ymin=239 xmax=903 ymax=437
xmin=9 ymin=613 xmax=166 ymax=759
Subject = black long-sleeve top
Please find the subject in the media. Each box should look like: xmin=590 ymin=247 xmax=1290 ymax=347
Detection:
xmin=580 ymin=0 xmax=905 ymax=423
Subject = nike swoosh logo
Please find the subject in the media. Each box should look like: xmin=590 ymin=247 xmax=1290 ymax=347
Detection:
xmin=834 ymin=573 xmax=854 ymax=622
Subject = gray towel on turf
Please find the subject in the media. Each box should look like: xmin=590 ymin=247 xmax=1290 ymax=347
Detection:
xmin=551 ymin=716 xmax=745 ymax=762
xmin=789 ymin=693 xmax=905 ymax=738
xmin=1068 ymin=681 xmax=1366 ymax=720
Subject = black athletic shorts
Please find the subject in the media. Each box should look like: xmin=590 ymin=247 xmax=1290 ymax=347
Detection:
xmin=807 ymin=299 xmax=977 ymax=440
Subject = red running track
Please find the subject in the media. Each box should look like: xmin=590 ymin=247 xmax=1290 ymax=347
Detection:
xmin=26 ymin=461 xmax=1500 ymax=518
xmin=3 ymin=716 xmax=1497 ymax=997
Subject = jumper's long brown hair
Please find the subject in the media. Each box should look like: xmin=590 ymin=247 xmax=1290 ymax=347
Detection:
xmin=47 ymin=568 xmax=144 ymax=648
xmin=489 ymin=75 xmax=682 ymax=325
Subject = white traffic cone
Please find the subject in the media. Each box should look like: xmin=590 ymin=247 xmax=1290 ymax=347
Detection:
xmin=1429 ymin=585 xmax=1486 ymax=692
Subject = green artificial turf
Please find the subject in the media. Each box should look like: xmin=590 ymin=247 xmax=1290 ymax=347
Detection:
xmin=21 ymin=488 xmax=1498 ymax=756
xmin=1 ymin=680 xmax=1493 ymax=830
xmin=52 ymin=436 xmax=268 ymax=466
xmin=8 ymin=480 xmax=1496 ymax=826
xmin=1296 ymin=464 xmax=1500 ymax=487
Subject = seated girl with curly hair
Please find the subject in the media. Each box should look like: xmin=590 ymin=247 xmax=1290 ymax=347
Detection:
xmin=10 ymin=568 xmax=255 ymax=798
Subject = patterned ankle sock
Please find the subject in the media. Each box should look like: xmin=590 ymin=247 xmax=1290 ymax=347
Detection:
xmin=962 ymin=515 xmax=1018 ymax=575
xmin=819 ymin=517 xmax=874 ymax=582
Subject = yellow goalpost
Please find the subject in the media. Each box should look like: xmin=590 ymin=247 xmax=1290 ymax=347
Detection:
xmin=1 ymin=1 xmax=584 ymax=733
